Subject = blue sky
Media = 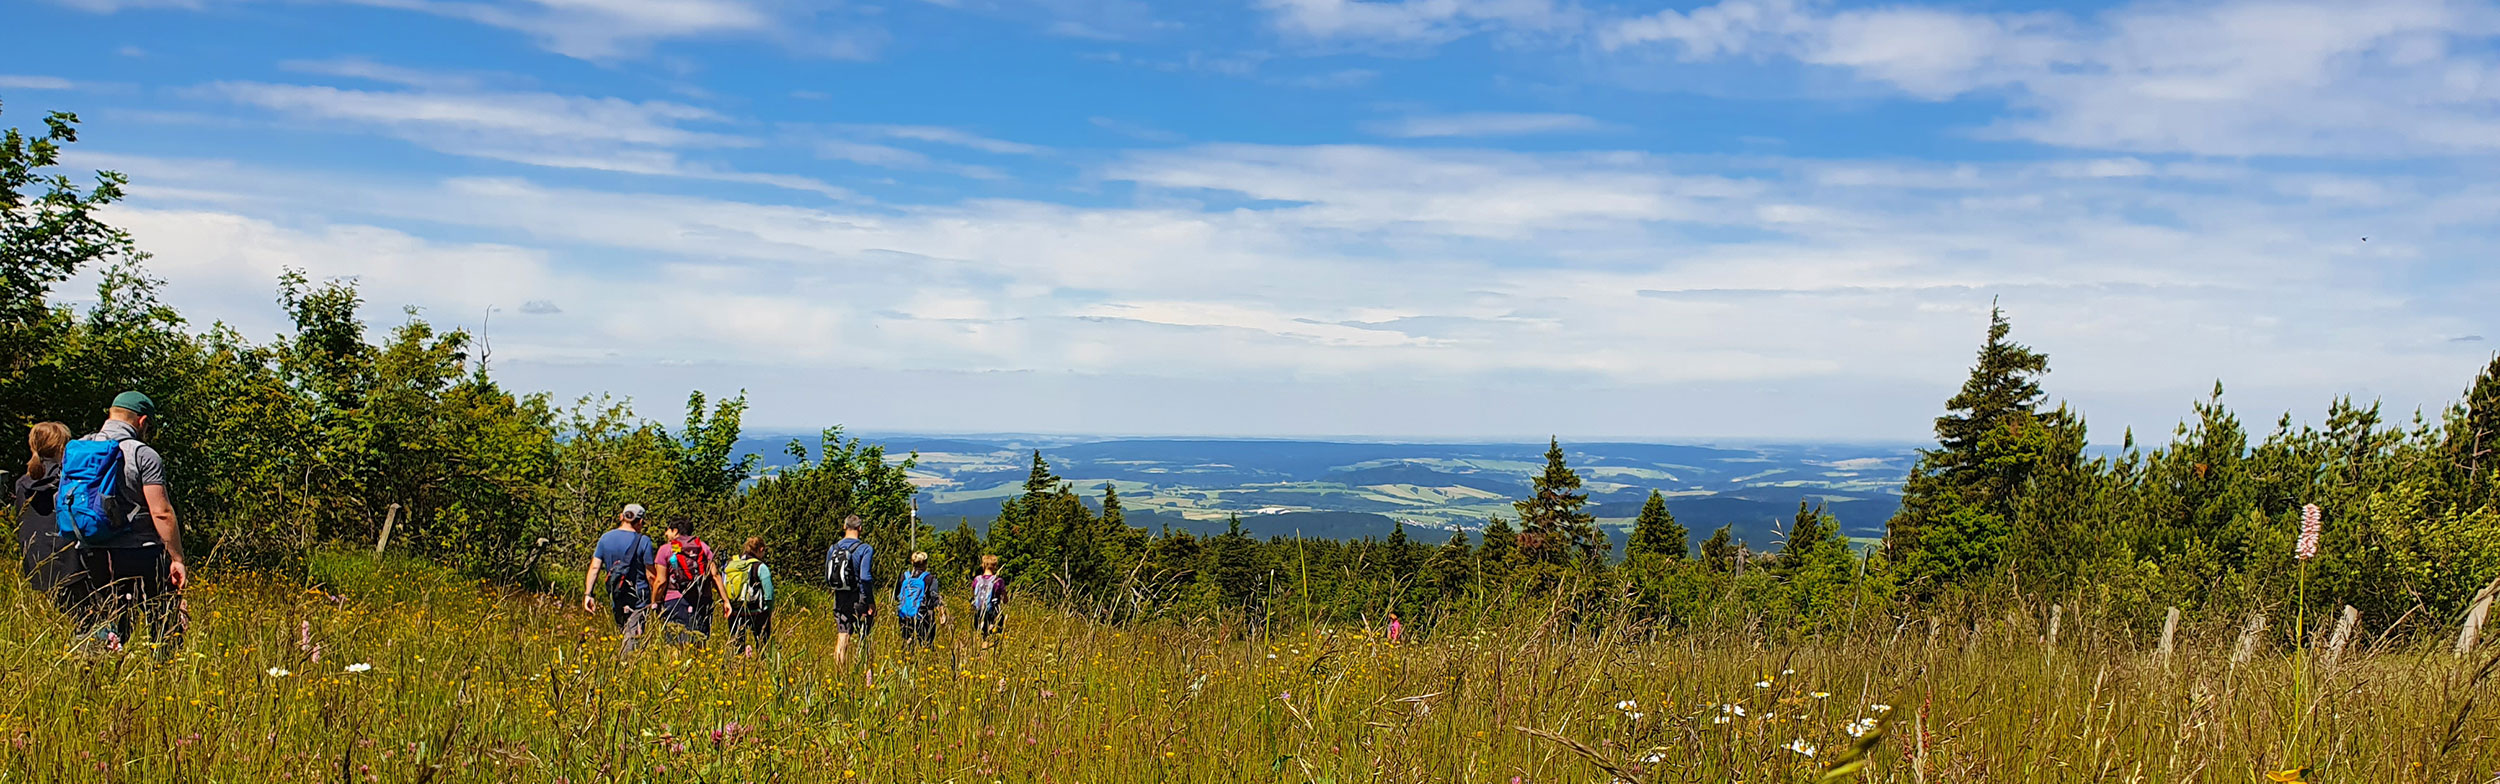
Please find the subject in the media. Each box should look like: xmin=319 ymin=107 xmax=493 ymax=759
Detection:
xmin=7 ymin=0 xmax=2499 ymax=441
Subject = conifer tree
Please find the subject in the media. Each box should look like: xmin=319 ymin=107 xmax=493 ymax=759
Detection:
xmin=1478 ymin=516 xmax=1519 ymax=585
xmin=1627 ymin=490 xmax=1688 ymax=560
xmin=1424 ymin=531 xmax=1473 ymax=608
xmin=2448 ymin=355 xmax=2500 ymax=509
xmin=1700 ymin=524 xmax=1735 ymax=573
xmin=1889 ymin=305 xmax=2075 ymax=590
xmin=1515 ymin=437 xmax=1604 ymax=568
xmin=1780 ymin=500 xmax=1829 ymax=565
xmin=1211 ymin=514 xmax=1264 ymax=611
xmin=1100 ymin=482 xmax=1126 ymax=529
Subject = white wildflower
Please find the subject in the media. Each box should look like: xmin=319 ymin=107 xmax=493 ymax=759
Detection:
xmin=1755 ymin=680 xmax=1772 ymax=689
xmin=344 ymin=663 xmax=372 ymax=673
xmin=1783 ymin=739 xmax=1816 ymax=758
xmin=1871 ymin=703 xmax=1893 ymax=713
xmin=1811 ymin=691 xmax=1831 ymax=699
xmin=265 ymin=667 xmax=290 ymax=678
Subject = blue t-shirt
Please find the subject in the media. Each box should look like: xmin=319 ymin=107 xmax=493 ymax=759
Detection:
xmin=831 ymin=537 xmax=874 ymax=594
xmin=593 ymin=528 xmax=655 ymax=589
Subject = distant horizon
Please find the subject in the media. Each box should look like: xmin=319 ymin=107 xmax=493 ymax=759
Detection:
xmin=16 ymin=0 xmax=2494 ymax=448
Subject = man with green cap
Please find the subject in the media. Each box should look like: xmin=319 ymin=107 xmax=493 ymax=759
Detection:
xmin=65 ymin=391 xmax=188 ymax=653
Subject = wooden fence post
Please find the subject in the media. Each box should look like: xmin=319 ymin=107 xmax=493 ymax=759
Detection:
xmin=375 ymin=503 xmax=401 ymax=555
xmin=2322 ymin=605 xmax=2360 ymax=672
xmin=2045 ymin=603 xmax=2063 ymax=665
xmin=2157 ymin=607 xmax=2180 ymax=667
xmin=2458 ymin=577 xmax=2500 ymax=659
xmin=2232 ymin=611 xmax=2269 ymax=667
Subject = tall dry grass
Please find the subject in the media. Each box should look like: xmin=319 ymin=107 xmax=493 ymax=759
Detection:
xmin=0 ymin=554 xmax=2492 ymax=783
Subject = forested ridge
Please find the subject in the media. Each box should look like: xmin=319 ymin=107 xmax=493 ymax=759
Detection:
xmin=7 ymin=103 xmax=2498 ymax=640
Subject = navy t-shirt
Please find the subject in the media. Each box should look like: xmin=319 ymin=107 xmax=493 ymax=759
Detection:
xmin=593 ymin=528 xmax=655 ymax=590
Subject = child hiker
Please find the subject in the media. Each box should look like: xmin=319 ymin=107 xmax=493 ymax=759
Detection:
xmin=971 ymin=554 xmax=1005 ymax=649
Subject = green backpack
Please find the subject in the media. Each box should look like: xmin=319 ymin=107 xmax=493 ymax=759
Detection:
xmin=724 ymin=556 xmax=775 ymax=608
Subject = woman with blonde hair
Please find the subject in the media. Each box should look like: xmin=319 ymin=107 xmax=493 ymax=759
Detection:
xmin=14 ymin=422 xmax=75 ymax=607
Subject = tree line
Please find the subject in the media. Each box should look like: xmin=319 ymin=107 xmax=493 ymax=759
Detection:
xmin=8 ymin=102 xmax=2498 ymax=640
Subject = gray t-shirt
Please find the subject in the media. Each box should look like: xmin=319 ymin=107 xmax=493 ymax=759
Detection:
xmin=84 ymin=419 xmax=167 ymax=548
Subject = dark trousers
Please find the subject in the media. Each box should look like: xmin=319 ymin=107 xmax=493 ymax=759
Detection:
xmin=726 ymin=604 xmax=773 ymax=652
xmin=70 ymin=546 xmax=184 ymax=654
xmin=18 ymin=530 xmax=80 ymax=614
xmin=900 ymin=613 xmax=936 ymax=648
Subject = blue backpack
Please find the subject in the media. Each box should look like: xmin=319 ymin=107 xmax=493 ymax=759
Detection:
xmin=897 ymin=571 xmax=931 ymax=618
xmin=56 ymin=437 xmax=130 ymax=544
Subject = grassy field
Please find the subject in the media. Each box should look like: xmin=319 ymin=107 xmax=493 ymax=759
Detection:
xmin=1 ymin=554 xmax=2495 ymax=783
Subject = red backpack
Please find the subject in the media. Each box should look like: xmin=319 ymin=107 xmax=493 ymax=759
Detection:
xmin=665 ymin=540 xmax=713 ymax=591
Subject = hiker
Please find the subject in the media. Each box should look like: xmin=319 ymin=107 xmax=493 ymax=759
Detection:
xmin=583 ymin=503 xmax=664 ymax=652
xmin=896 ymin=551 xmax=939 ymax=650
xmin=1386 ymin=610 xmax=1403 ymax=644
xmin=826 ymin=515 xmax=875 ymax=673
xmin=657 ymin=517 xmax=729 ymax=644
xmin=723 ymin=537 xmax=776 ymax=656
xmin=60 ymin=392 xmax=190 ymax=655
xmin=13 ymin=422 xmax=77 ymax=610
xmin=970 ymin=554 xmax=1005 ymax=648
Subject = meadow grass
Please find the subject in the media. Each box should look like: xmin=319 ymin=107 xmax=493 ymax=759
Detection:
xmin=0 ymin=554 xmax=2494 ymax=783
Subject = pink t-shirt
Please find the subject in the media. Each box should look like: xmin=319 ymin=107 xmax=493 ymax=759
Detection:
xmin=1387 ymin=618 xmax=1403 ymax=642
xmin=655 ymin=537 xmax=717 ymax=602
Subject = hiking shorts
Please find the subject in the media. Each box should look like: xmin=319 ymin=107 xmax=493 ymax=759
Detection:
xmin=833 ymin=591 xmax=874 ymax=636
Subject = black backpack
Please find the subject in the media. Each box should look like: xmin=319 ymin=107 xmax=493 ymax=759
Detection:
xmin=826 ymin=539 xmax=864 ymax=593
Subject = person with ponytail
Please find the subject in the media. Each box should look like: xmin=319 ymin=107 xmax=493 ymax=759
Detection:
xmin=14 ymin=422 xmax=74 ymax=609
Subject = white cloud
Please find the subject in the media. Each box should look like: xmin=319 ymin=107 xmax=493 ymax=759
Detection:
xmin=278 ymin=57 xmax=487 ymax=90
xmin=1258 ymin=0 xmax=1576 ymax=44
xmin=1367 ymin=111 xmax=1612 ymax=138
xmin=80 ymin=145 xmax=2500 ymax=440
xmin=817 ymin=140 xmax=1005 ymax=179
xmin=348 ymin=0 xmax=778 ymax=60
xmin=1598 ymin=0 xmax=2500 ymax=156
xmin=1090 ymin=116 xmax=1184 ymax=143
xmin=205 ymin=81 xmax=849 ymax=196
xmin=0 ymin=75 xmax=81 ymax=90
xmin=51 ymin=0 xmax=875 ymax=61
xmin=846 ymin=125 xmax=1044 ymax=155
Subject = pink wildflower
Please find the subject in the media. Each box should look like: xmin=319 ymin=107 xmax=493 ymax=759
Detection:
xmin=2297 ymin=504 xmax=2323 ymax=560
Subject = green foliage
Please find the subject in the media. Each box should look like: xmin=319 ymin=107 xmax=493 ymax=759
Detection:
xmin=0 ymin=103 xmax=133 ymax=330
xmin=1627 ymin=489 xmax=1688 ymax=560
xmin=1515 ymin=437 xmax=1604 ymax=569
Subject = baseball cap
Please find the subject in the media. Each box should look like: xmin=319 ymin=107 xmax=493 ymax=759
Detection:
xmin=621 ymin=503 xmax=646 ymax=521
xmin=111 ymin=391 xmax=160 ymax=419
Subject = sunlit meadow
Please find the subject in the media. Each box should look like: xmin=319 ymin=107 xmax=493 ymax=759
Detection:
xmin=0 ymin=553 xmax=2494 ymax=783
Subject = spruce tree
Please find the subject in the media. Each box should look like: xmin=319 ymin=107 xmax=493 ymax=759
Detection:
xmin=1889 ymin=305 xmax=2074 ymax=591
xmin=1100 ymin=482 xmax=1126 ymax=528
xmin=1514 ymin=437 xmax=1605 ymax=568
xmin=1700 ymin=525 xmax=1735 ymax=573
xmin=1022 ymin=450 xmax=1060 ymax=498
xmin=1424 ymin=531 xmax=1473 ymax=608
xmin=1211 ymin=514 xmax=1264 ymax=611
xmin=1478 ymin=516 xmax=1519 ymax=585
xmin=1780 ymin=500 xmax=1828 ymax=564
xmin=2448 ymin=354 xmax=2500 ymax=509
xmin=1627 ymin=489 xmax=1688 ymax=560
xmin=1385 ymin=522 xmax=1419 ymax=578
